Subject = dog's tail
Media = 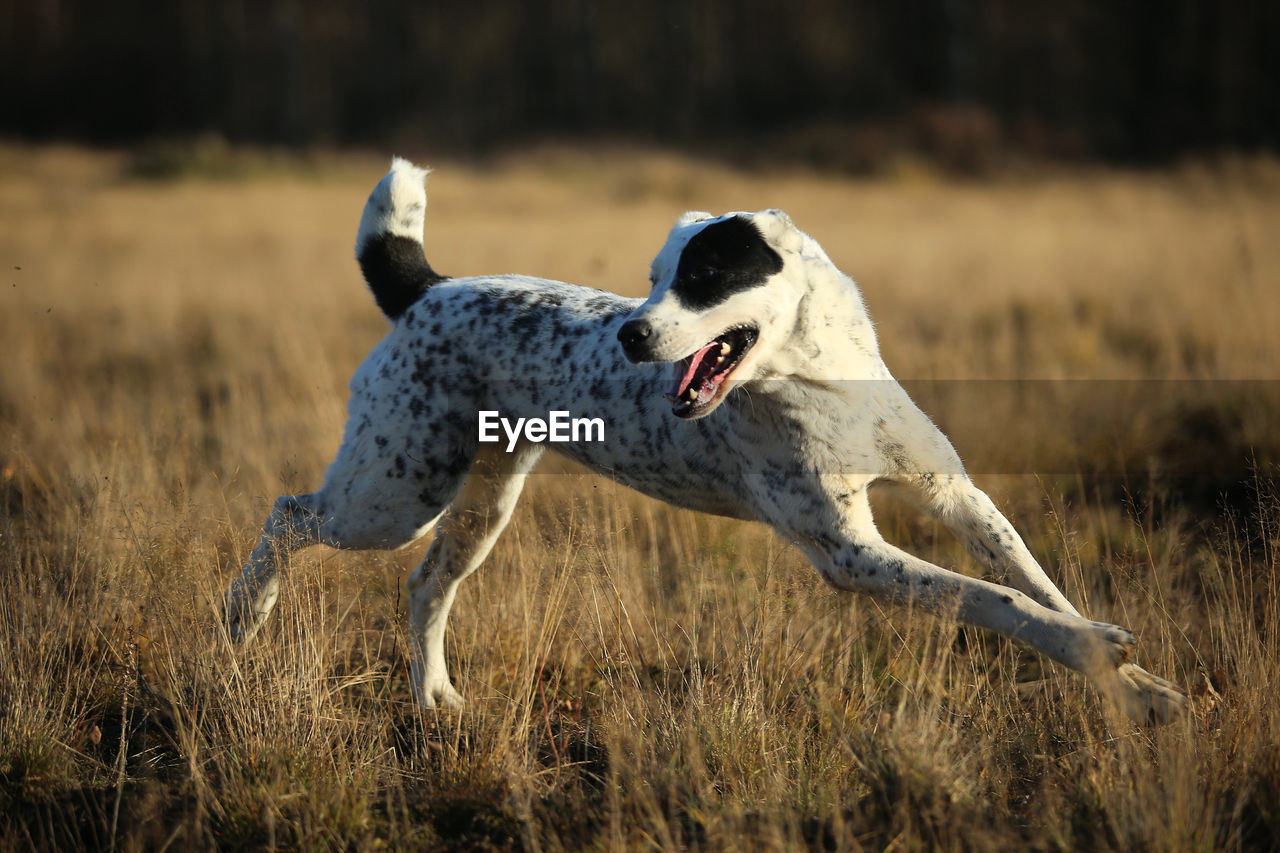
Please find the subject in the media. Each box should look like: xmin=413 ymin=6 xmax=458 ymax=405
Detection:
xmin=355 ymin=157 xmax=446 ymax=320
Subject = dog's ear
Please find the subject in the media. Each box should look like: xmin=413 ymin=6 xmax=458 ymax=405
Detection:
xmin=754 ymin=209 xmax=804 ymax=253
xmin=675 ymin=210 xmax=714 ymax=228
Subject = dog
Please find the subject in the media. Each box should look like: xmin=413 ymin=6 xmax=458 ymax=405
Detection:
xmin=225 ymin=158 xmax=1188 ymax=724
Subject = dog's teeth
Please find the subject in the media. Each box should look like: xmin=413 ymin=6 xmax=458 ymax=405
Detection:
xmin=685 ymin=388 xmax=697 ymax=401
xmin=719 ymin=342 xmax=731 ymax=356
xmin=715 ymin=355 xmax=725 ymax=365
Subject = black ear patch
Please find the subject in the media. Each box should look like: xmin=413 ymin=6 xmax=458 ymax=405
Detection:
xmin=672 ymin=216 xmax=784 ymax=310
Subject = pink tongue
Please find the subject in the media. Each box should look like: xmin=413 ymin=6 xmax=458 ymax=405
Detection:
xmin=670 ymin=341 xmax=719 ymax=398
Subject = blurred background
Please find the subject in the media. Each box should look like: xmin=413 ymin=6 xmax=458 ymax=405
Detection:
xmin=2 ymin=0 xmax=1277 ymax=170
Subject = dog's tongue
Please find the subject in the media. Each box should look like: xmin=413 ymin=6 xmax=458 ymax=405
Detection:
xmin=670 ymin=341 xmax=719 ymax=399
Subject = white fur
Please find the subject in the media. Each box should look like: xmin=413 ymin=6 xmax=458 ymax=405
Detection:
xmin=354 ymin=156 xmax=431 ymax=248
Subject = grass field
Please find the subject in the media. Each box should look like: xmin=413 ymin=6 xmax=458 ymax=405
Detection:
xmin=2 ymin=143 xmax=1279 ymax=850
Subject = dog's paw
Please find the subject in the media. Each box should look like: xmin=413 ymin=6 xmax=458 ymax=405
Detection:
xmin=1098 ymin=663 xmax=1189 ymax=725
xmin=414 ymin=680 xmax=465 ymax=711
xmin=1076 ymin=619 xmax=1136 ymax=671
xmin=224 ymin=578 xmax=278 ymax=643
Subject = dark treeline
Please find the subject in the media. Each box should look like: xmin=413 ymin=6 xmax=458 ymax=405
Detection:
xmin=2 ymin=0 xmax=1276 ymax=166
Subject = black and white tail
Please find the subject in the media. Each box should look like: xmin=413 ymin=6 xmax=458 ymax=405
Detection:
xmin=355 ymin=157 xmax=446 ymax=320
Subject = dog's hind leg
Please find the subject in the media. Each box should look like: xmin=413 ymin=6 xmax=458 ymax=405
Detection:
xmin=226 ymin=493 xmax=337 ymax=642
xmin=225 ymin=489 xmax=454 ymax=642
xmin=227 ymin=421 xmax=475 ymax=643
xmin=407 ymin=442 xmax=544 ymax=709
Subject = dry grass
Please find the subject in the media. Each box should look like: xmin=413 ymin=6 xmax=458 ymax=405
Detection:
xmin=1 ymin=142 xmax=1279 ymax=850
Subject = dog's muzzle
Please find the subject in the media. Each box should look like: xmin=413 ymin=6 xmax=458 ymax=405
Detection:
xmin=617 ymin=317 xmax=655 ymax=363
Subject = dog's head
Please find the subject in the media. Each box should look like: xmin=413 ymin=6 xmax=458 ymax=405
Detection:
xmin=618 ymin=209 xmax=807 ymax=419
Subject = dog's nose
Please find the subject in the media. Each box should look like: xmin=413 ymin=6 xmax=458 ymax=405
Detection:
xmin=617 ymin=318 xmax=653 ymax=362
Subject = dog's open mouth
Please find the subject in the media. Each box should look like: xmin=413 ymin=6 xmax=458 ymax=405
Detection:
xmin=663 ymin=326 xmax=757 ymax=418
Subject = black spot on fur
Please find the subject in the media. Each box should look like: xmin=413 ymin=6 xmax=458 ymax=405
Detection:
xmin=445 ymin=454 xmax=469 ymax=477
xmin=672 ymin=217 xmax=783 ymax=310
xmin=510 ymin=313 xmax=540 ymax=336
xmin=358 ymin=234 xmax=445 ymax=319
xmin=532 ymin=291 xmax=566 ymax=308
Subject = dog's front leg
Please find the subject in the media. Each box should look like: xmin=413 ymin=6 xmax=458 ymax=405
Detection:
xmin=808 ymin=535 xmax=1134 ymax=677
xmin=881 ymin=475 xmax=1082 ymax=616
xmin=862 ymin=402 xmax=1188 ymax=722
xmin=800 ymin=517 xmax=1187 ymax=723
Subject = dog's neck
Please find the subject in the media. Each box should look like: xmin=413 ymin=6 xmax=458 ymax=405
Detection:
xmin=754 ymin=246 xmax=891 ymax=390
xmin=725 ymin=256 xmax=897 ymax=463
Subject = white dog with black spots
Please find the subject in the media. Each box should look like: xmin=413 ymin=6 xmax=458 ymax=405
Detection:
xmin=226 ymin=158 xmax=1188 ymax=724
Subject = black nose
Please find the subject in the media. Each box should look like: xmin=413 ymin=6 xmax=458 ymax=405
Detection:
xmin=617 ymin=318 xmax=653 ymax=362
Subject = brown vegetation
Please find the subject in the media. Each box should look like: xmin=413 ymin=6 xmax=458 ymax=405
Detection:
xmin=2 ymin=145 xmax=1279 ymax=849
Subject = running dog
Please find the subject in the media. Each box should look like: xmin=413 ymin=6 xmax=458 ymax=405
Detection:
xmin=225 ymin=158 xmax=1188 ymax=724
